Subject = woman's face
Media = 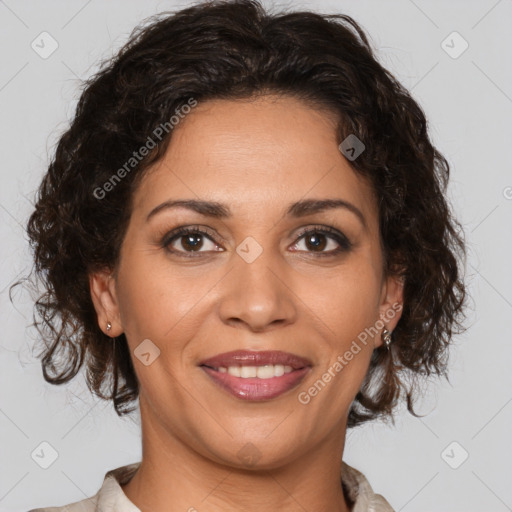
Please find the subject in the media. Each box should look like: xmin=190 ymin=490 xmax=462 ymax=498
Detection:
xmin=91 ymin=94 xmax=403 ymax=468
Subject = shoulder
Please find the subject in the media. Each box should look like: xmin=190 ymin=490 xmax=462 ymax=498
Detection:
xmin=341 ymin=461 xmax=395 ymax=512
xmin=27 ymin=495 xmax=96 ymax=512
xmin=27 ymin=462 xmax=141 ymax=512
xmin=27 ymin=493 xmax=97 ymax=512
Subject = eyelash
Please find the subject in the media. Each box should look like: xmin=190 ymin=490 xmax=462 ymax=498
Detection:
xmin=160 ymin=224 xmax=352 ymax=259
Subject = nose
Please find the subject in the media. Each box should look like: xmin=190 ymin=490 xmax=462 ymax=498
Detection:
xmin=216 ymin=247 xmax=298 ymax=333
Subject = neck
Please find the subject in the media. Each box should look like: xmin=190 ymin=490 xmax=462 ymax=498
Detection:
xmin=122 ymin=398 xmax=352 ymax=512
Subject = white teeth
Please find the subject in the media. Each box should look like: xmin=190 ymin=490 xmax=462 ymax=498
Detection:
xmin=220 ymin=364 xmax=294 ymax=379
xmin=227 ymin=366 xmax=241 ymax=377
xmin=258 ymin=364 xmax=279 ymax=378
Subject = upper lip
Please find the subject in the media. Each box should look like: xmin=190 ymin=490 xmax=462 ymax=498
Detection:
xmin=199 ymin=350 xmax=312 ymax=370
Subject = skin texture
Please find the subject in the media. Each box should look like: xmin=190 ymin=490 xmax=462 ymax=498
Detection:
xmin=89 ymin=94 xmax=404 ymax=512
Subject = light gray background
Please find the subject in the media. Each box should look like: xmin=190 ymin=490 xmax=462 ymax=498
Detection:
xmin=1 ymin=0 xmax=511 ymax=511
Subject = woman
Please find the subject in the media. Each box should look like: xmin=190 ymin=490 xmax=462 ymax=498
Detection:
xmin=25 ymin=0 xmax=466 ymax=510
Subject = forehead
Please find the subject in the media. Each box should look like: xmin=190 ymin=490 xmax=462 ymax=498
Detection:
xmin=134 ymin=95 xmax=378 ymax=225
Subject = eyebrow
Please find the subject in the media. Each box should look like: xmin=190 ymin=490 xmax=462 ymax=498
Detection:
xmin=146 ymin=198 xmax=367 ymax=228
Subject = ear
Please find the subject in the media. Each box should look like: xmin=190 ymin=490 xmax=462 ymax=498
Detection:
xmin=374 ymin=272 xmax=404 ymax=348
xmin=89 ymin=268 xmax=123 ymax=337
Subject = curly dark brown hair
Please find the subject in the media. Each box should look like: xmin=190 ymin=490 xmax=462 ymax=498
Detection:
xmin=15 ymin=0 xmax=467 ymax=427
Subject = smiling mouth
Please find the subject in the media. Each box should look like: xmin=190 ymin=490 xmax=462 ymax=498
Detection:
xmin=201 ymin=362 xmax=300 ymax=377
xmin=200 ymin=364 xmax=311 ymax=401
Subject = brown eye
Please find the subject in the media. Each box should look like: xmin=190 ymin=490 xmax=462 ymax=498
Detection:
xmin=291 ymin=226 xmax=352 ymax=256
xmin=179 ymin=233 xmax=205 ymax=251
xmin=162 ymin=226 xmax=223 ymax=257
xmin=304 ymin=232 xmax=327 ymax=251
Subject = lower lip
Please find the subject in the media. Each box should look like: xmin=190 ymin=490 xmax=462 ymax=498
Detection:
xmin=200 ymin=366 xmax=311 ymax=401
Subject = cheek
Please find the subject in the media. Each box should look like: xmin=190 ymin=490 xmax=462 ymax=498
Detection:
xmin=115 ymin=250 xmax=213 ymax=350
xmin=295 ymin=258 xmax=381 ymax=396
xmin=298 ymin=262 xmax=381 ymax=335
